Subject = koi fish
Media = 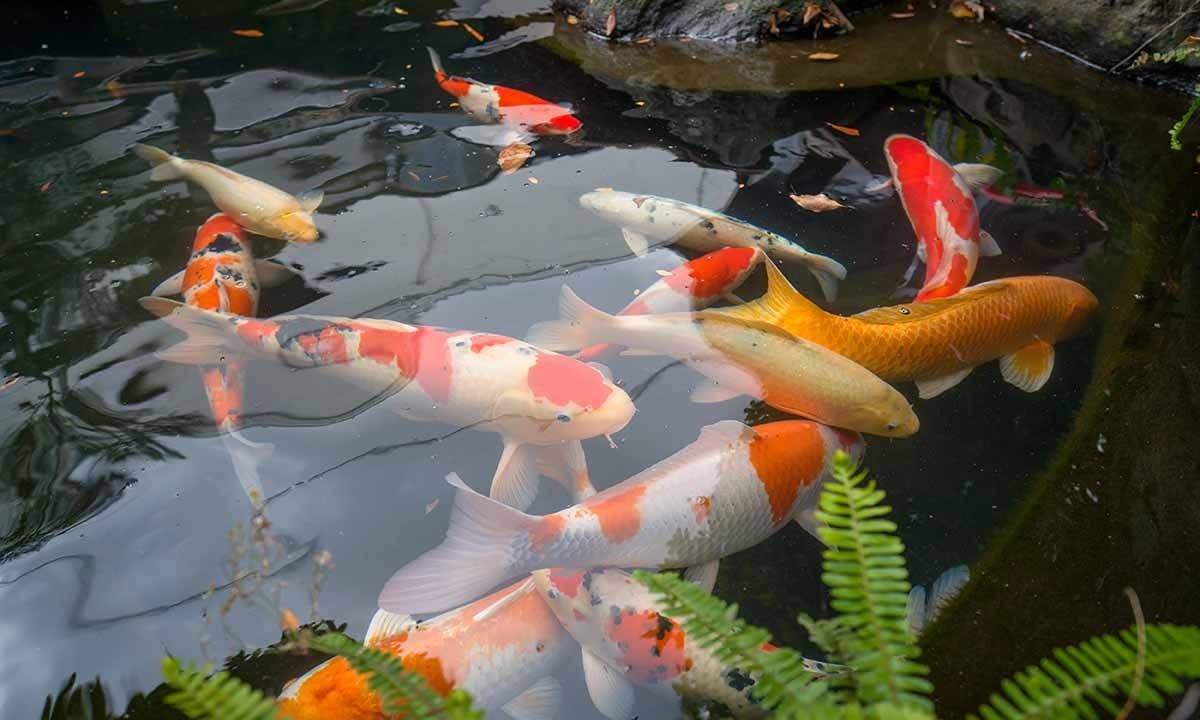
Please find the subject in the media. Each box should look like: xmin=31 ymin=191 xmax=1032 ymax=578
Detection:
xmin=527 ymin=287 xmax=918 ymax=437
xmin=137 ymin=298 xmax=635 ymax=510
xmin=533 ymin=567 xmax=830 ymax=719
xmin=276 ymin=578 xmax=570 ymax=719
xmin=378 ymin=419 xmax=864 ymax=614
xmin=578 ymin=246 xmax=764 ymax=361
xmin=149 ymin=213 xmax=300 ymax=496
xmin=132 ymin=144 xmax=323 ymax=242
xmin=427 ymin=46 xmax=581 ymax=146
xmin=578 ymin=190 xmax=846 ymax=302
xmin=884 ymin=134 xmax=1003 ymax=301
xmin=712 ymin=257 xmax=1098 ymax=399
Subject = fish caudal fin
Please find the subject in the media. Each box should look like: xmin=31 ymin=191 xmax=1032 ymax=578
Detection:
xmin=132 ymin=143 xmax=183 ymax=181
xmin=139 ymin=297 xmax=244 ymax=365
xmin=526 ymin=286 xmax=613 ymax=352
xmin=220 ymin=427 xmax=274 ymax=501
xmin=426 ymin=46 xmax=446 ymax=80
xmin=377 ymin=473 xmax=530 ymax=615
xmin=979 ymin=230 xmax=1003 ymax=257
xmin=952 ymin=162 xmax=1004 ymax=192
xmin=714 ymin=255 xmax=824 ymax=326
xmin=804 ymin=252 xmax=848 ymax=302
xmin=999 ymin=340 xmax=1054 ymax=392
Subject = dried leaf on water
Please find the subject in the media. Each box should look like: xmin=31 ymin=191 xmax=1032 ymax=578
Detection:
xmin=433 ymin=19 xmax=460 ymax=27
xmin=406 ymin=170 xmax=421 ymax=182
xmin=1006 ymin=28 xmax=1027 ymax=43
xmin=39 ymin=180 xmax=53 ymax=192
xmin=605 ymin=7 xmax=617 ymax=36
xmin=802 ymin=1 xmax=822 ymax=25
xmin=949 ymin=0 xmax=984 ymax=20
xmin=232 ymin=29 xmax=265 ymax=37
xmin=567 ymin=14 xmax=578 ymax=24
xmin=462 ymin=22 xmax=484 ymax=41
xmin=790 ymin=193 xmax=847 ymax=212
xmin=723 ymin=2 xmax=739 ymax=11
xmin=393 ymin=7 xmax=408 ymax=14
xmin=954 ymin=38 xmax=974 ymax=46
xmin=1184 ymin=35 xmax=1200 ymax=46
xmin=890 ymin=12 xmax=915 ymax=18
xmin=498 ymin=142 xmax=533 ymax=174
xmin=104 ymin=79 xmax=127 ymax=98
xmin=825 ymin=122 xmax=860 ymax=136
xmin=768 ymin=13 xmax=779 ymax=35
xmin=635 ymin=37 xmax=652 ymax=44
xmin=72 ymin=71 xmax=86 ymax=78
xmin=528 ymin=176 xmax=539 ymax=184
xmin=808 ymin=52 xmax=840 ymax=61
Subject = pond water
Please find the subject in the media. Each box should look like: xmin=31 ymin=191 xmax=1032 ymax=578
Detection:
xmin=1 ymin=1 xmax=1196 ymax=718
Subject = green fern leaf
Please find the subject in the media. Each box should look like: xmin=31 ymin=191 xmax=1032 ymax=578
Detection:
xmin=970 ymin=623 xmax=1200 ymax=720
xmin=636 ymin=570 xmax=838 ymax=718
xmin=1170 ymin=90 xmax=1200 ymax=150
xmin=815 ymin=451 xmax=933 ymax=711
xmin=160 ymin=657 xmax=279 ymax=720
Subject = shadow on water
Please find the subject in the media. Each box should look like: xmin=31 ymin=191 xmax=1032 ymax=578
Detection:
xmin=1 ymin=1 xmax=1198 ymax=718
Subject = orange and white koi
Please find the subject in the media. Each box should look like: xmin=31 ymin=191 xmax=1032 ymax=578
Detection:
xmin=149 ymin=213 xmax=299 ymax=496
xmin=578 ymin=246 xmax=764 ymax=361
xmin=579 ymin=190 xmax=846 ymax=301
xmin=527 ymin=287 xmax=918 ymax=437
xmin=712 ymin=257 xmax=1099 ymax=399
xmin=132 ymin=144 xmax=323 ymax=242
xmin=276 ymin=579 xmax=570 ymax=719
xmin=427 ymin=46 xmax=581 ymax=145
xmin=884 ymin=134 xmax=1003 ymax=301
xmin=138 ymin=297 xmax=634 ymax=510
xmin=378 ymin=419 xmax=864 ymax=615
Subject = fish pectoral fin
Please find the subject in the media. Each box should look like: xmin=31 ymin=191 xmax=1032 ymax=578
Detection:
xmin=952 ymin=162 xmax=1004 ymax=191
xmin=151 ymin=269 xmax=187 ymax=297
xmin=364 ymin=608 xmax=416 ymax=646
xmin=502 ymin=675 xmax=563 ymax=720
xmin=490 ymin=439 xmax=540 ymax=511
xmin=683 ymin=559 xmax=720 ymax=592
xmin=581 ymin=646 xmax=636 ymax=720
xmin=451 ymin=124 xmax=530 ymax=147
xmin=915 ymin=367 xmax=974 ymax=399
xmin=254 ymin=260 xmax=303 ymax=288
xmin=793 ymin=506 xmax=823 ymax=542
xmin=978 ymin=229 xmax=1003 ymax=257
xmin=294 ymin=189 xmax=324 ymax=213
xmin=689 ymin=378 xmax=745 ymax=404
xmin=621 ymin=227 xmax=651 ymax=257
xmin=1000 ymin=340 xmax=1055 ymax=392
xmin=536 ymin=440 xmax=595 ymax=501
xmin=907 ymin=584 xmax=928 ymax=637
xmin=687 ymin=359 xmax=761 ymax=403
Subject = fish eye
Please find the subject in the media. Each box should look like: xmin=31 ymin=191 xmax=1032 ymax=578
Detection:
xmin=556 ymin=413 xmax=572 ymax=423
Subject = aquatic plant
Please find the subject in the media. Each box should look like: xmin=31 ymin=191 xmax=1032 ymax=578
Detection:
xmin=1132 ymin=44 xmax=1200 ymax=150
xmin=638 ymin=451 xmax=1200 ymax=719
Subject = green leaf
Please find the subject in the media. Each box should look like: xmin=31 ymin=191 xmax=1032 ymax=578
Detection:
xmin=160 ymin=657 xmax=278 ymax=720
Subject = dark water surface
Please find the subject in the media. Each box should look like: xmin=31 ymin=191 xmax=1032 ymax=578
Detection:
xmin=2 ymin=1 xmax=1198 ymax=718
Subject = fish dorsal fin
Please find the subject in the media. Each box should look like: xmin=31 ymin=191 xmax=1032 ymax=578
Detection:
xmin=853 ymin=282 xmax=1008 ymax=326
xmin=364 ymin=608 xmax=416 ymax=645
xmin=712 ymin=256 xmax=822 ymax=326
xmin=295 ymin=189 xmax=324 ymax=213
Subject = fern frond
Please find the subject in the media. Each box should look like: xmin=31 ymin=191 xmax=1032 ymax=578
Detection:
xmin=815 ymin=451 xmax=933 ymax=711
xmin=305 ymin=632 xmax=483 ymax=720
xmin=636 ymin=570 xmax=838 ymax=718
xmin=160 ymin=657 xmax=278 ymax=720
xmin=970 ymin=623 xmax=1200 ymax=720
xmin=1170 ymin=90 xmax=1200 ymax=150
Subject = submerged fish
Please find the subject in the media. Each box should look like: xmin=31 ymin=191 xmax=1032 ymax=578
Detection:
xmin=379 ymin=419 xmax=864 ymax=614
xmin=884 ymin=134 xmax=1003 ymax=301
xmin=428 ymin=46 xmax=581 ymax=146
xmin=713 ymin=258 xmax=1098 ymax=399
xmin=132 ymin=144 xmax=323 ymax=242
xmin=277 ymin=579 xmax=570 ymax=719
xmin=138 ymin=298 xmax=635 ymax=510
xmin=527 ymin=286 xmax=917 ymax=437
xmin=149 ymin=213 xmax=300 ymax=496
xmin=578 ymin=190 xmax=846 ymax=301
xmin=578 ymin=246 xmax=764 ymax=361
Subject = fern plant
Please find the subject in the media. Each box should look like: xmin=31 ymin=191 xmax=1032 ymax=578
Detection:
xmin=639 ymin=450 xmax=1200 ymax=720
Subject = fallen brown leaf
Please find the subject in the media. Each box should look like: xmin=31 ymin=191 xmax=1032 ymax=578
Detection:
xmin=448 ymin=101 xmax=460 ymax=107
xmin=528 ymin=176 xmax=539 ymax=184
xmin=775 ymin=7 xmax=791 ymax=19
xmin=802 ymin=1 xmax=821 ymax=25
xmin=39 ymin=180 xmax=53 ymax=192
xmin=954 ymin=38 xmax=974 ymax=46
xmin=0 ymin=128 xmax=15 ymax=137
xmin=393 ymin=7 xmax=408 ymax=14
xmin=790 ymin=193 xmax=847 ymax=212
xmin=425 ymin=498 xmax=440 ymax=514
xmin=1006 ymin=28 xmax=1027 ymax=43
xmin=1184 ymin=35 xmax=1200 ymax=45
xmin=825 ymin=122 xmax=860 ymax=136
xmin=567 ymin=14 xmax=578 ymax=24
xmin=821 ymin=16 xmax=836 ymax=28
xmin=498 ymin=142 xmax=533 ymax=174
xmin=232 ymin=29 xmax=265 ymax=37
xmin=0 ymin=376 xmax=17 ymax=391
xmin=407 ymin=170 xmax=421 ymax=182
xmin=890 ymin=12 xmax=914 ymax=18
xmin=104 ymin=79 xmax=127 ymax=98
xmin=723 ymin=2 xmax=738 ymax=10
xmin=462 ymin=21 xmax=484 ymax=41
xmin=768 ymin=13 xmax=779 ymax=34
xmin=605 ymin=7 xmax=617 ymax=36
xmin=808 ymin=52 xmax=840 ymax=61
xmin=949 ymin=0 xmax=984 ymax=20
xmin=72 ymin=71 xmax=86 ymax=78
xmin=280 ymin=609 xmax=300 ymax=632
xmin=433 ymin=19 xmax=459 ymax=26
xmin=635 ymin=37 xmax=652 ymax=44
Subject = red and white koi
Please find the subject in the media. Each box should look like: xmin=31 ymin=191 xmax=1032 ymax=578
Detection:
xmin=149 ymin=213 xmax=299 ymax=496
xmin=428 ymin=46 xmax=581 ymax=146
xmin=578 ymin=246 xmax=764 ymax=361
xmin=378 ymin=419 xmax=864 ymax=615
xmin=276 ymin=579 xmax=570 ymax=719
xmin=884 ymin=134 xmax=1003 ymax=301
xmin=137 ymin=298 xmax=635 ymax=510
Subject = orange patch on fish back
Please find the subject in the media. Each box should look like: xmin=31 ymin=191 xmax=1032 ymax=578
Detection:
xmin=527 ymin=352 xmax=613 ymax=409
xmin=469 ymin=333 xmax=511 ymax=353
xmin=691 ymin=496 xmax=711 ymax=525
xmin=274 ymin=656 xmax=387 ymax=720
xmin=529 ymin=513 xmax=567 ymax=554
xmin=606 ymin=609 xmax=688 ymax=685
xmin=748 ymin=421 xmax=826 ymax=523
xmin=583 ymin=484 xmax=648 ymax=544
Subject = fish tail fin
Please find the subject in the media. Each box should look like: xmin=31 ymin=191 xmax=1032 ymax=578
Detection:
xmin=526 ymin=286 xmax=613 ymax=352
xmin=426 ymin=46 xmax=447 ymax=82
xmin=715 ymin=255 xmax=825 ymax=325
xmin=377 ymin=473 xmax=531 ymax=614
xmin=139 ymin=297 xmax=244 ymax=365
xmin=803 ymin=252 xmax=848 ymax=302
xmin=220 ymin=426 xmax=275 ymax=502
xmin=132 ymin=143 xmax=183 ymax=181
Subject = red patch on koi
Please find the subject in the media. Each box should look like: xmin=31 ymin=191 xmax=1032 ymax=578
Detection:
xmin=527 ymin=353 xmax=613 ymax=408
xmin=664 ymin=247 xmax=759 ymax=299
xmin=469 ymin=334 xmax=512 ymax=353
xmin=548 ymin=567 xmax=586 ymax=598
xmin=606 ymin=610 xmax=688 ymax=685
xmin=529 ymin=513 xmax=568 ymax=554
xmin=691 ymin=496 xmax=711 ymax=525
xmin=202 ymin=366 xmax=243 ymax=429
xmin=747 ymin=421 xmax=826 ymax=523
xmin=632 ymin=196 xmax=648 ymax=208
xmin=352 ymin=324 xmax=459 ymax=404
xmin=916 ymin=253 xmax=969 ymax=302
xmin=236 ymin=319 xmax=280 ymax=347
xmin=582 ymin=484 xmax=648 ymax=544
xmin=297 ymin=326 xmax=350 ymax=365
xmin=832 ymin=427 xmax=863 ymax=452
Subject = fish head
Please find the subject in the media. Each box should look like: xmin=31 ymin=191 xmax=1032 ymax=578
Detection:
xmin=492 ymin=351 xmax=634 ymax=442
xmin=1060 ymin=281 xmax=1100 ymax=339
xmin=269 ymin=211 xmax=320 ymax=243
xmin=868 ymin=395 xmax=920 ymax=438
xmin=192 ymin=213 xmax=246 ymax=253
xmin=578 ymin=191 xmax=659 ymax=235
